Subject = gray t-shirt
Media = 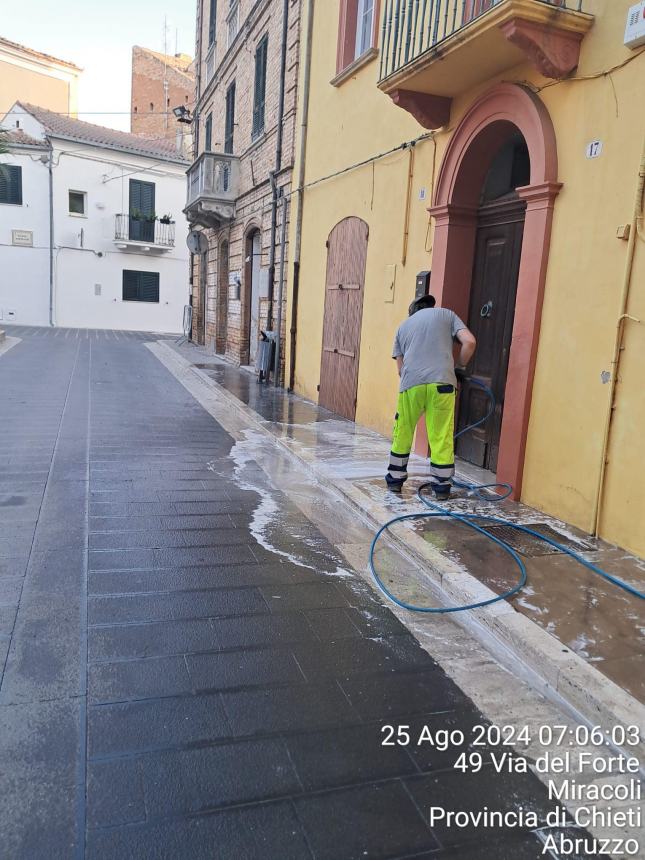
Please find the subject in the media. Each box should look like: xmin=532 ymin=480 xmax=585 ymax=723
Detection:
xmin=392 ymin=307 xmax=466 ymax=392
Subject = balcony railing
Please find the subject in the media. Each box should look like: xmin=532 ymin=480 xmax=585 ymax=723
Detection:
xmin=185 ymin=152 xmax=239 ymax=227
xmin=379 ymin=0 xmax=585 ymax=81
xmin=114 ymin=214 xmax=175 ymax=248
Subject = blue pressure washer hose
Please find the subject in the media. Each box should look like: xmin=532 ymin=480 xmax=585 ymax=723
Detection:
xmin=369 ymin=379 xmax=645 ymax=613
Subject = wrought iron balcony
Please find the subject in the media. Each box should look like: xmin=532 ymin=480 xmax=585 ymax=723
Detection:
xmin=184 ymin=152 xmax=239 ymax=228
xmin=378 ymin=0 xmax=593 ymax=128
xmin=113 ymin=214 xmax=175 ymax=251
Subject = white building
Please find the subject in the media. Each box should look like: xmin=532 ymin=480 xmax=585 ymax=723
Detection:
xmin=0 ymin=102 xmax=190 ymax=332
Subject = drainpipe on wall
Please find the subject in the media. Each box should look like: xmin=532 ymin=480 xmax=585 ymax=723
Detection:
xmin=288 ymin=0 xmax=315 ymax=392
xmin=267 ymin=170 xmax=278 ymax=329
xmin=274 ymin=192 xmax=288 ymax=386
xmin=47 ymin=144 xmax=55 ymax=327
xmin=267 ymin=0 xmax=290 ymax=331
xmin=591 ymin=137 xmax=645 ymax=537
xmin=193 ymin=0 xmax=203 ymax=159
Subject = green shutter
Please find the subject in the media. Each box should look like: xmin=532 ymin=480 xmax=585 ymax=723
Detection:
xmin=208 ymin=0 xmax=217 ymax=45
xmin=129 ymin=179 xmax=155 ymax=241
xmin=225 ymin=82 xmax=235 ymax=154
xmin=129 ymin=179 xmax=155 ymax=216
xmin=0 ymin=164 xmax=23 ymax=205
xmin=122 ymin=270 xmax=160 ymax=303
xmin=252 ymin=36 xmax=268 ymax=139
xmin=122 ymin=270 xmax=139 ymax=301
xmin=204 ymin=114 xmax=213 ymax=152
xmin=140 ymin=272 xmax=160 ymax=303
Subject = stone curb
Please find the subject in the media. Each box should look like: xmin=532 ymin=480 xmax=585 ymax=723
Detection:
xmin=151 ymin=341 xmax=645 ymax=762
xmin=0 ymin=334 xmax=20 ymax=356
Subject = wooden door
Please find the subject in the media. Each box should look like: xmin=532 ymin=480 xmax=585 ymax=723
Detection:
xmin=318 ymin=218 xmax=368 ymax=420
xmin=199 ymin=250 xmax=208 ymax=345
xmin=249 ymin=232 xmax=262 ymax=363
xmin=456 ymin=198 xmax=525 ymax=472
xmin=216 ymin=241 xmax=229 ymax=354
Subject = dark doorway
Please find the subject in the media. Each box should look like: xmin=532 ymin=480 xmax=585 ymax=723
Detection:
xmin=318 ymin=217 xmax=368 ymax=421
xmin=244 ymin=229 xmax=261 ymax=365
xmin=456 ymin=134 xmax=529 ymax=472
xmin=217 ymin=240 xmax=229 ymax=354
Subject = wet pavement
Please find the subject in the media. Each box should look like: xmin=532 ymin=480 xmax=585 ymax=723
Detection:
xmin=0 ymin=326 xmax=614 ymax=858
xmin=179 ymin=345 xmax=645 ymax=704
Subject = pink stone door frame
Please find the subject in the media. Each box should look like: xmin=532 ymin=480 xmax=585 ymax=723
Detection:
xmin=417 ymin=83 xmax=561 ymax=498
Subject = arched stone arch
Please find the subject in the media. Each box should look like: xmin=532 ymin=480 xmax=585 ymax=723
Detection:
xmin=428 ymin=83 xmax=561 ymax=496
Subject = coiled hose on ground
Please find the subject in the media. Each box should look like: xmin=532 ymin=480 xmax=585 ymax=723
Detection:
xmin=369 ymin=379 xmax=645 ymax=613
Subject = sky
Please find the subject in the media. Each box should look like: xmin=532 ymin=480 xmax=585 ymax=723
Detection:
xmin=2 ymin=0 xmax=196 ymax=131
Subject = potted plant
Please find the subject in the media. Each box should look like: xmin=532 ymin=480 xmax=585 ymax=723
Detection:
xmin=159 ymin=214 xmax=174 ymax=225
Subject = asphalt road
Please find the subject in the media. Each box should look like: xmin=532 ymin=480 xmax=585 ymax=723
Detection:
xmin=0 ymin=327 xmax=592 ymax=859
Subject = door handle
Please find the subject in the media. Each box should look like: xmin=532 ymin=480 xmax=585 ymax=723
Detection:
xmin=480 ymin=300 xmax=493 ymax=318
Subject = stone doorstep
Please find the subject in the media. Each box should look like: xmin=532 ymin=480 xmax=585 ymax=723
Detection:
xmin=152 ymin=340 xmax=645 ymax=766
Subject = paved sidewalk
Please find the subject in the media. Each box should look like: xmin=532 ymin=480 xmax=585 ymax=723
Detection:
xmin=162 ymin=342 xmax=645 ymax=740
xmin=0 ymin=326 xmax=623 ymax=858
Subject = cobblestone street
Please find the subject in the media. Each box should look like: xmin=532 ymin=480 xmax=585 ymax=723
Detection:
xmin=0 ymin=328 xmax=604 ymax=859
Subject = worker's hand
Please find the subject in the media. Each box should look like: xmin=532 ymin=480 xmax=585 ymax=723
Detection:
xmin=455 ymin=366 xmax=467 ymax=382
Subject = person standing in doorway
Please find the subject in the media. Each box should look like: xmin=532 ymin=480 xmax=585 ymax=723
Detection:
xmin=386 ymin=294 xmax=477 ymax=499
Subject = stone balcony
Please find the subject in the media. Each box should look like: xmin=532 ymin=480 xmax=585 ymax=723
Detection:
xmin=184 ymin=152 xmax=240 ymax=229
xmin=378 ymin=0 xmax=594 ymax=128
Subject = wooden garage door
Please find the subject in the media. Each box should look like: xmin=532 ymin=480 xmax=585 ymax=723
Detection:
xmin=318 ymin=217 xmax=368 ymax=420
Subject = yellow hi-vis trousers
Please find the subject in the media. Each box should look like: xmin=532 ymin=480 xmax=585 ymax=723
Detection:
xmin=388 ymin=383 xmax=456 ymax=488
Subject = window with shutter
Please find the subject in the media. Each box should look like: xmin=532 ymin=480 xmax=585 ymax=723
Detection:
xmin=227 ymin=0 xmax=240 ymax=47
xmin=129 ymin=179 xmax=155 ymax=242
xmin=224 ymin=82 xmax=235 ymax=154
xmin=208 ymin=0 xmax=217 ymax=45
xmin=204 ymin=114 xmax=213 ymax=152
xmin=252 ymin=35 xmax=268 ymax=141
xmin=122 ymin=270 xmax=160 ymax=303
xmin=0 ymin=164 xmax=23 ymax=205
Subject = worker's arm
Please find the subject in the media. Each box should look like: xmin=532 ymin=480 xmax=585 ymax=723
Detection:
xmin=395 ymin=355 xmax=404 ymax=377
xmin=455 ymin=328 xmax=476 ymax=367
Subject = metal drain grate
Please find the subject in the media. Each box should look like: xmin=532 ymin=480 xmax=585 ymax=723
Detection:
xmin=481 ymin=522 xmax=597 ymax=557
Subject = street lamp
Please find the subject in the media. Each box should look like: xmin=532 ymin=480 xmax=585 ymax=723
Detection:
xmin=172 ymin=105 xmax=193 ymax=124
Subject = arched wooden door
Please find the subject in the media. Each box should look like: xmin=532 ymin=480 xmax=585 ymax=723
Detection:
xmin=318 ymin=217 xmax=368 ymax=420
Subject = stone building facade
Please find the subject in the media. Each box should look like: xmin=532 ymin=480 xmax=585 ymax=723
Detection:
xmin=131 ymin=46 xmax=195 ymax=150
xmin=186 ymin=0 xmax=300 ymax=378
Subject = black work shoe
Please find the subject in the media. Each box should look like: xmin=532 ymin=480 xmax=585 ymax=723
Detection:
xmin=433 ymin=487 xmax=451 ymax=501
xmin=385 ymin=474 xmax=405 ymax=492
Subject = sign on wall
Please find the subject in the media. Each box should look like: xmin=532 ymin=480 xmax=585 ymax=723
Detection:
xmin=12 ymin=230 xmax=33 ymax=247
xmin=585 ymin=141 xmax=603 ymax=159
xmin=229 ymin=270 xmax=242 ymax=300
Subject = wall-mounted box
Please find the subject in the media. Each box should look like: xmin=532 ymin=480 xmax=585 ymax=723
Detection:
xmin=625 ymin=2 xmax=645 ymax=49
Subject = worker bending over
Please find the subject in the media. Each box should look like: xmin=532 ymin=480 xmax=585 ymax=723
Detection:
xmin=386 ymin=294 xmax=476 ymax=499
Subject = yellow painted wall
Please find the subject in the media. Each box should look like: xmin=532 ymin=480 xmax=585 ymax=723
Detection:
xmin=286 ymin=0 xmax=645 ymax=556
xmin=0 ymin=59 xmax=76 ymax=117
